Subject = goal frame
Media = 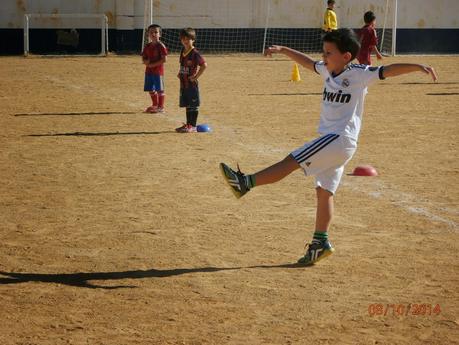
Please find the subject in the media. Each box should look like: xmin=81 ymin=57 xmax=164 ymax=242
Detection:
xmin=24 ymin=13 xmax=109 ymax=57
xmin=379 ymin=0 xmax=398 ymax=56
xmin=141 ymin=0 xmax=154 ymax=52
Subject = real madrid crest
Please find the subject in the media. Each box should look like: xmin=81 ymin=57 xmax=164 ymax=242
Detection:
xmin=342 ymin=78 xmax=350 ymax=87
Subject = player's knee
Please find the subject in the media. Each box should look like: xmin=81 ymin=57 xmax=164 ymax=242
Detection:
xmin=285 ymin=154 xmax=301 ymax=170
xmin=316 ymin=186 xmax=333 ymax=197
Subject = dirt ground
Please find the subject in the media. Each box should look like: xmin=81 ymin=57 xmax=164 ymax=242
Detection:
xmin=0 ymin=53 xmax=458 ymax=345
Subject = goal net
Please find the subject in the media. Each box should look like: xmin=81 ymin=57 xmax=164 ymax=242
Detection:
xmin=141 ymin=0 xmax=267 ymax=53
xmin=262 ymin=0 xmax=323 ymax=54
xmin=24 ymin=14 xmax=108 ymax=56
xmin=263 ymin=0 xmax=397 ymax=55
xmin=263 ymin=0 xmax=398 ymax=56
xmin=141 ymin=0 xmax=396 ymax=55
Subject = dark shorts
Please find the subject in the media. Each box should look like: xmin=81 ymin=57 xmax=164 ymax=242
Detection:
xmin=180 ymin=86 xmax=200 ymax=108
xmin=144 ymin=74 xmax=164 ymax=92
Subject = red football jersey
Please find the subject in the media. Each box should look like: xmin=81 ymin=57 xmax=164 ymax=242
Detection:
xmin=357 ymin=25 xmax=378 ymax=65
xmin=142 ymin=41 xmax=168 ymax=75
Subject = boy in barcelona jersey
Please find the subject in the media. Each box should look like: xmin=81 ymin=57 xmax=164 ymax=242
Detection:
xmin=175 ymin=28 xmax=207 ymax=133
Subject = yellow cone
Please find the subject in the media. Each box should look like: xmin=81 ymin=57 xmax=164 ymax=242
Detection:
xmin=291 ymin=63 xmax=301 ymax=82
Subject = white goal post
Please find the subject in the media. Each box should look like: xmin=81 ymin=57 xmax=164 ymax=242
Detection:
xmin=142 ymin=0 xmax=154 ymax=52
xmin=24 ymin=13 xmax=109 ymax=57
xmin=379 ymin=0 xmax=397 ymax=56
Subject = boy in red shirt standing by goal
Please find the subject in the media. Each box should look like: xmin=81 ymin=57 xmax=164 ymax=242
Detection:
xmin=357 ymin=11 xmax=383 ymax=65
xmin=142 ymin=24 xmax=168 ymax=113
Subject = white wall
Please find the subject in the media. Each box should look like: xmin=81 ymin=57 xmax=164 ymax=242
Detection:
xmin=1 ymin=0 xmax=458 ymax=29
xmin=337 ymin=0 xmax=459 ymax=29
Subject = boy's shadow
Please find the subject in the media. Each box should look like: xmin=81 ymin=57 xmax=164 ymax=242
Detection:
xmin=26 ymin=130 xmax=176 ymax=137
xmin=14 ymin=111 xmax=137 ymax=117
xmin=0 ymin=263 xmax=307 ymax=289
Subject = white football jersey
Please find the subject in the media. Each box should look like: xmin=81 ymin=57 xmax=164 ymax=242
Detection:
xmin=314 ymin=61 xmax=384 ymax=139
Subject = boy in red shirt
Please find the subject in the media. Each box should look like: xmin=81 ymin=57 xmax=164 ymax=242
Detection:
xmin=357 ymin=11 xmax=383 ymax=65
xmin=142 ymin=24 xmax=168 ymax=113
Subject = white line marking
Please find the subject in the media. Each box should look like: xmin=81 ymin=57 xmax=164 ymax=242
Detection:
xmin=342 ymin=179 xmax=458 ymax=230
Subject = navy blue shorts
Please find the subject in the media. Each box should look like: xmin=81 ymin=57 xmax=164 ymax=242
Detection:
xmin=144 ymin=74 xmax=164 ymax=92
xmin=180 ymin=86 xmax=200 ymax=108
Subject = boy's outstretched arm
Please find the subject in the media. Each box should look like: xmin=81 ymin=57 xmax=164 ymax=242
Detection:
xmin=264 ymin=45 xmax=316 ymax=72
xmin=383 ymin=63 xmax=437 ymax=82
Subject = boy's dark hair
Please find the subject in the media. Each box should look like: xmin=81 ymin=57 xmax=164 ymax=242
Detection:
xmin=364 ymin=11 xmax=376 ymax=24
xmin=179 ymin=28 xmax=196 ymax=41
xmin=148 ymin=24 xmax=162 ymax=34
xmin=327 ymin=0 xmax=336 ymax=5
xmin=323 ymin=28 xmax=360 ymax=61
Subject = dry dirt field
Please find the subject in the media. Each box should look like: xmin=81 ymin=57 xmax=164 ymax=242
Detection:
xmin=0 ymin=54 xmax=458 ymax=345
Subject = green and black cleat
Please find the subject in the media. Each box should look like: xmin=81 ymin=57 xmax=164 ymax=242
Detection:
xmin=297 ymin=240 xmax=335 ymax=265
xmin=219 ymin=163 xmax=250 ymax=199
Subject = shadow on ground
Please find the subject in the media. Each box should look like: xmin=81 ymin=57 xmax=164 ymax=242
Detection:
xmin=0 ymin=263 xmax=309 ymax=289
xmin=26 ymin=130 xmax=176 ymax=137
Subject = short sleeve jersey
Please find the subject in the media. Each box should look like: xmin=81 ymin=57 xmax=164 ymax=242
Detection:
xmin=179 ymin=48 xmax=206 ymax=89
xmin=142 ymin=42 xmax=168 ymax=75
xmin=314 ymin=61 xmax=385 ymax=139
xmin=357 ymin=25 xmax=378 ymax=64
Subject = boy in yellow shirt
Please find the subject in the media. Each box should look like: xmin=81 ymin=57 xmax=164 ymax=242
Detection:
xmin=323 ymin=0 xmax=338 ymax=32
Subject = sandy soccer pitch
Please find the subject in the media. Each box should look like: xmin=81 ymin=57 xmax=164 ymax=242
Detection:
xmin=0 ymin=54 xmax=458 ymax=345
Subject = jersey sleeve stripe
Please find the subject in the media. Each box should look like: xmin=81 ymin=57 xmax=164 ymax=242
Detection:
xmin=314 ymin=61 xmax=320 ymax=75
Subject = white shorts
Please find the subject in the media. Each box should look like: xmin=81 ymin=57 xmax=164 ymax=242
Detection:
xmin=291 ymin=134 xmax=357 ymax=194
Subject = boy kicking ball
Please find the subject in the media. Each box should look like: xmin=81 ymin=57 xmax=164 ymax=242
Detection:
xmin=220 ymin=28 xmax=437 ymax=266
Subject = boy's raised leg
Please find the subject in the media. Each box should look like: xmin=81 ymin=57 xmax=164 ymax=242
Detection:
xmin=251 ymin=155 xmax=300 ymax=186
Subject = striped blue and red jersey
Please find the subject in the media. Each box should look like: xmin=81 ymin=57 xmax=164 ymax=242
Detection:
xmin=179 ymin=48 xmax=206 ymax=89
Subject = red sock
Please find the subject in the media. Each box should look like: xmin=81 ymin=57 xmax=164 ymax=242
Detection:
xmin=158 ymin=92 xmax=165 ymax=108
xmin=149 ymin=92 xmax=158 ymax=107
